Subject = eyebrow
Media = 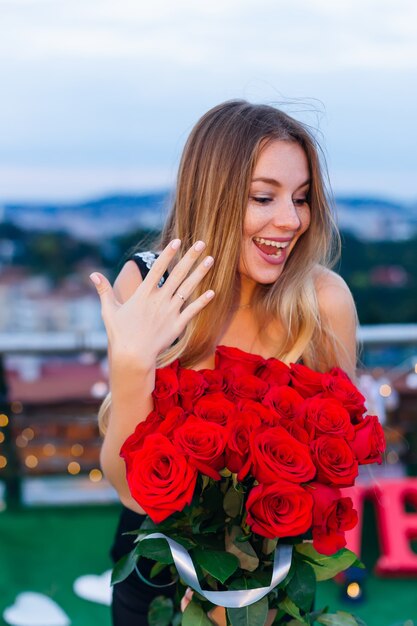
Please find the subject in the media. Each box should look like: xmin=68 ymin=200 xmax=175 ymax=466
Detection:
xmin=251 ymin=177 xmax=311 ymax=190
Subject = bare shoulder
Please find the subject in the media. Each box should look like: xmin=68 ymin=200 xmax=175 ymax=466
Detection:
xmin=312 ymin=265 xmax=358 ymax=377
xmin=113 ymin=260 xmax=143 ymax=303
xmin=312 ymin=265 xmax=356 ymax=318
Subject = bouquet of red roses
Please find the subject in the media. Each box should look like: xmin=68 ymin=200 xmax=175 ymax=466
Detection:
xmin=113 ymin=346 xmax=385 ymax=626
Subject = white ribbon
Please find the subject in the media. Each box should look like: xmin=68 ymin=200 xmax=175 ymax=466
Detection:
xmin=138 ymin=532 xmax=293 ymax=608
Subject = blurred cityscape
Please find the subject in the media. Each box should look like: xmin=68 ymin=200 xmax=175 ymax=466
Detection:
xmin=0 ymin=191 xmax=416 ymax=508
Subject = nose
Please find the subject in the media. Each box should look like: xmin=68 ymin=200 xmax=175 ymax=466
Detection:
xmin=271 ymin=199 xmax=302 ymax=231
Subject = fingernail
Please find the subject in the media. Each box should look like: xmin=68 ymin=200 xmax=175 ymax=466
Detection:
xmin=89 ymin=273 xmax=101 ymax=286
xmin=171 ymin=239 xmax=181 ymax=249
xmin=205 ymin=290 xmax=215 ymax=299
xmin=203 ymin=256 xmax=214 ymax=267
xmin=194 ymin=240 xmax=205 ymax=252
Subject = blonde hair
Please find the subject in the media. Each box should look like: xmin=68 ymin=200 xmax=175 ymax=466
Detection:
xmin=99 ymin=100 xmax=356 ymax=434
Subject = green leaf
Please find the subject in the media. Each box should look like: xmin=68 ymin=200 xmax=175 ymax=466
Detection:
xmin=295 ymin=545 xmax=358 ymax=581
xmin=182 ymin=600 xmax=213 ymax=626
xmin=317 ymin=611 xmax=362 ymax=626
xmin=137 ymin=538 xmax=174 ymax=564
xmin=223 ymin=486 xmax=243 ymax=517
xmin=150 ymin=561 xmax=169 ymax=579
xmin=148 ymin=596 xmax=174 ymax=626
xmin=111 ymin=546 xmax=139 ymax=585
xmin=227 ymin=596 xmax=268 ymax=626
xmin=226 ymin=526 xmax=259 ymax=572
xmin=192 ymin=547 xmax=239 ymax=583
xmin=226 ymin=577 xmax=269 ymax=626
xmin=278 ymin=596 xmax=308 ymax=624
xmin=286 ymin=560 xmax=316 ymax=613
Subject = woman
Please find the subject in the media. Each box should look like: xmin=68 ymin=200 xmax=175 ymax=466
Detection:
xmin=91 ymin=100 xmax=358 ymax=625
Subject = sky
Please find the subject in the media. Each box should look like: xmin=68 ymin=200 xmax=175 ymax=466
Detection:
xmin=0 ymin=0 xmax=416 ymax=202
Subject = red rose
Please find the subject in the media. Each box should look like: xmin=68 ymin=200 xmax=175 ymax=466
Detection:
xmin=215 ymin=345 xmax=265 ymax=375
xmin=251 ymin=426 xmax=316 ymax=484
xmin=157 ymin=407 xmax=187 ymax=439
xmin=350 ymin=415 xmax=386 ymax=465
xmin=152 ymin=365 xmax=179 ymax=414
xmin=120 ymin=411 xmax=162 ymax=458
xmin=246 ymin=481 xmax=313 ymax=539
xmin=279 ymin=418 xmax=310 ymax=445
xmin=199 ymin=369 xmax=226 ymax=393
xmin=178 ymin=369 xmax=207 ymax=412
xmin=321 ymin=374 xmax=367 ymax=423
xmin=122 ymin=432 xmax=197 ymax=523
xmin=174 ymin=415 xmax=227 ymax=480
xmin=193 ymin=392 xmax=236 ymax=426
xmin=301 ymin=397 xmax=355 ymax=441
xmin=327 ymin=366 xmax=351 ymax=381
xmin=225 ymin=410 xmax=262 ymax=477
xmin=309 ymin=482 xmax=358 ymax=555
xmin=226 ymin=372 xmax=269 ymax=402
xmin=256 ymin=358 xmax=291 ymax=386
xmin=290 ymin=363 xmax=324 ymax=397
xmin=311 ymin=435 xmax=358 ymax=487
xmin=263 ymin=385 xmax=305 ymax=420
xmin=237 ymin=399 xmax=280 ymax=426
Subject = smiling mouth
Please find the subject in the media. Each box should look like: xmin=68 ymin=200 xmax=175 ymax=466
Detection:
xmin=253 ymin=237 xmax=291 ymax=256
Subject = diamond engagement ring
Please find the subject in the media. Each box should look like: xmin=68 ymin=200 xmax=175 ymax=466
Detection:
xmin=176 ymin=292 xmax=186 ymax=301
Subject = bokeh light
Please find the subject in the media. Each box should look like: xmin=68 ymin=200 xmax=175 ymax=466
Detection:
xmin=89 ymin=468 xmax=103 ymax=482
xmin=68 ymin=461 xmax=81 ymax=475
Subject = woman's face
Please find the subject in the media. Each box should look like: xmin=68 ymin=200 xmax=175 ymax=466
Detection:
xmin=238 ymin=139 xmax=311 ymax=288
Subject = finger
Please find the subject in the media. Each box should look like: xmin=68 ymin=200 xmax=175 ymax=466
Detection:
xmin=163 ymin=240 xmax=207 ymax=295
xmin=180 ymin=588 xmax=194 ymax=612
xmin=144 ymin=239 xmax=182 ymax=290
xmin=179 ymin=289 xmax=215 ymax=326
xmin=89 ymin=272 xmax=119 ymax=318
xmin=173 ymin=255 xmax=214 ymax=304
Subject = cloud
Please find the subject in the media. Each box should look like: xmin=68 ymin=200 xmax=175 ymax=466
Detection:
xmin=0 ymin=164 xmax=175 ymax=201
xmin=1 ymin=0 xmax=416 ymax=71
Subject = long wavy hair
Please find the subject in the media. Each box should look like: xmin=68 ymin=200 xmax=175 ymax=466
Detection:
xmin=99 ymin=100 xmax=357 ymax=433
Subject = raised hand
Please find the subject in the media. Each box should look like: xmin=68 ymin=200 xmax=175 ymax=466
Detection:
xmin=90 ymin=239 xmax=215 ymax=370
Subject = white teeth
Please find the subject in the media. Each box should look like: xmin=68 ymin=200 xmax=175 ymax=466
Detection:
xmin=253 ymin=237 xmax=290 ymax=249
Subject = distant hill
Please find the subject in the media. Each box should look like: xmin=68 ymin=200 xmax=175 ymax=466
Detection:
xmin=1 ymin=191 xmax=416 ymax=241
xmin=336 ymin=196 xmax=417 ymax=241
xmin=0 ymin=192 xmax=170 ymax=241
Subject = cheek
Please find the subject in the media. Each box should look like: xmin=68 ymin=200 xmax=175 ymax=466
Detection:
xmin=243 ymin=208 xmax=266 ymax=238
xmin=300 ymin=207 xmax=311 ymax=232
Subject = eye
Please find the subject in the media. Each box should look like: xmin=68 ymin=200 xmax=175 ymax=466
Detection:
xmin=250 ymin=196 xmax=273 ymax=205
xmin=293 ymin=197 xmax=308 ymax=206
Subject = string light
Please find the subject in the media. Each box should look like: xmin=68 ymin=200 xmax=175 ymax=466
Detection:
xmin=22 ymin=428 xmax=34 ymax=440
xmin=0 ymin=414 xmax=9 ymax=427
xmin=43 ymin=443 xmax=56 ymax=456
xmin=89 ymin=469 xmax=103 ymax=482
xmin=68 ymin=461 xmax=81 ymax=475
xmin=16 ymin=435 xmax=28 ymax=448
xmin=0 ymin=432 xmax=5 ymax=444
xmin=71 ymin=444 xmax=84 ymax=457
xmin=346 ymin=582 xmax=362 ymax=599
xmin=0 ymin=455 xmax=7 ymax=469
xmin=25 ymin=455 xmax=38 ymax=469
xmin=379 ymin=383 xmax=392 ymax=397
xmin=91 ymin=381 xmax=108 ymax=398
xmin=10 ymin=401 xmax=23 ymax=414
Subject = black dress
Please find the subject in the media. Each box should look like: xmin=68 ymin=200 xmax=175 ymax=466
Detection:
xmin=111 ymin=252 xmax=176 ymax=625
